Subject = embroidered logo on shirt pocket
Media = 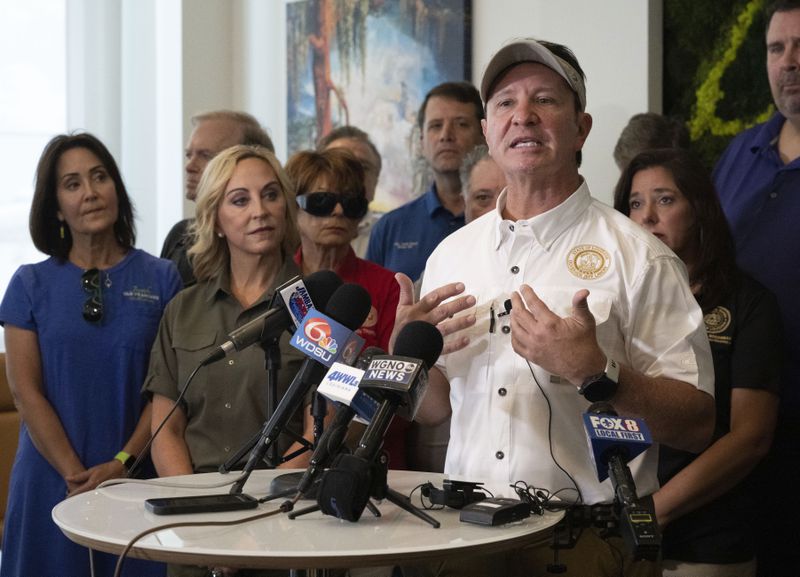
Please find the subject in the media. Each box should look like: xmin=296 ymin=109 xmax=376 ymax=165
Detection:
xmin=566 ymin=244 xmax=611 ymax=280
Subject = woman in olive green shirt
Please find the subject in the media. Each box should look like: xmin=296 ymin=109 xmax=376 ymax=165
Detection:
xmin=144 ymin=145 xmax=309 ymax=477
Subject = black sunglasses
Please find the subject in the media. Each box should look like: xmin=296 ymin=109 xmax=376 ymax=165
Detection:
xmin=296 ymin=191 xmax=368 ymax=220
xmin=81 ymin=268 xmax=104 ymax=323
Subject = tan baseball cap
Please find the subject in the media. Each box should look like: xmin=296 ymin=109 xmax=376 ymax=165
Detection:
xmin=480 ymin=38 xmax=586 ymax=111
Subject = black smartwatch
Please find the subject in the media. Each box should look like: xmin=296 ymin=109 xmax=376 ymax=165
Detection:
xmin=578 ymin=357 xmax=620 ymax=402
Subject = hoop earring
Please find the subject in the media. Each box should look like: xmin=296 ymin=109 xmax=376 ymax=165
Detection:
xmin=60 ymin=223 xmax=65 ymax=240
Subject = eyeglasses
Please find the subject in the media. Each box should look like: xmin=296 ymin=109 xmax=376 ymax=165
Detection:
xmin=296 ymin=191 xmax=368 ymax=220
xmin=81 ymin=268 xmax=104 ymax=323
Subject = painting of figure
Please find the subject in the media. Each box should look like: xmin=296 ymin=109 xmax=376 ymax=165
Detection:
xmin=287 ymin=0 xmax=471 ymax=210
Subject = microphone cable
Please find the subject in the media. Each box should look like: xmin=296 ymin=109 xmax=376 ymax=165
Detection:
xmin=101 ymin=359 xmax=250 ymax=493
xmin=525 ymin=359 xmax=583 ymax=507
xmin=524 ymin=362 xmax=633 ymax=576
xmin=111 ymin=505 xmax=284 ymax=577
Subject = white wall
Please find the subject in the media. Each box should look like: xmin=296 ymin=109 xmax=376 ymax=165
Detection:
xmin=67 ymin=0 xmax=184 ymax=256
xmin=471 ymin=0 xmax=662 ymax=203
xmin=66 ymin=0 xmax=661 ymax=255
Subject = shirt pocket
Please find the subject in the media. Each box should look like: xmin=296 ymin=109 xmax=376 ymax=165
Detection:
xmin=534 ymin=287 xmax=617 ymax=362
xmin=173 ymin=330 xmax=218 ymax=379
xmin=443 ymin=290 xmax=508 ymax=384
xmin=533 ymin=286 xmax=613 ymax=324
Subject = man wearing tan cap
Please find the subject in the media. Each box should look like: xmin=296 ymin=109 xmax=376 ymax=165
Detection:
xmin=393 ymin=39 xmax=714 ymax=576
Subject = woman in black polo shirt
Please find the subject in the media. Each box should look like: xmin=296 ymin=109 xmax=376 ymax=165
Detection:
xmin=614 ymin=148 xmax=783 ymax=577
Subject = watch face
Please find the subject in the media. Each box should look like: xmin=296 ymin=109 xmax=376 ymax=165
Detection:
xmin=581 ymin=376 xmax=618 ymax=402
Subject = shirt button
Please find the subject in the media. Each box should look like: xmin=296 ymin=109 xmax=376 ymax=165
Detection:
xmin=224 ymin=446 xmax=230 ymax=452
xmin=225 ymin=402 xmax=232 ymax=409
xmin=510 ymin=266 xmax=519 ymax=274
xmin=509 ymin=224 xmax=515 ymax=232
xmin=228 ymin=359 xmax=235 ymax=365
xmin=495 ymin=451 xmax=505 ymax=460
xmin=501 ymin=325 xmax=511 ymax=334
xmin=498 ymin=387 xmax=507 ymax=396
xmin=770 ymin=192 xmax=778 ymax=199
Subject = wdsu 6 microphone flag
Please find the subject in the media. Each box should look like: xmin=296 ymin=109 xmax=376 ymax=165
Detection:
xmin=289 ymin=306 xmax=365 ymax=368
xmin=201 ymin=270 xmax=342 ymax=366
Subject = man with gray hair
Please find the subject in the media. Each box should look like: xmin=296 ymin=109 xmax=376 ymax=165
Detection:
xmin=394 ymin=38 xmax=714 ymax=576
xmin=161 ymin=110 xmax=275 ymax=286
xmin=459 ymin=144 xmax=505 ymax=223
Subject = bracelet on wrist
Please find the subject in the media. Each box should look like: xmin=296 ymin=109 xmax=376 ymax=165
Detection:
xmin=114 ymin=450 xmax=136 ymax=471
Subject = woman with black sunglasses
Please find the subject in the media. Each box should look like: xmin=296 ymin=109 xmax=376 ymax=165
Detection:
xmin=0 ymin=133 xmax=181 ymax=577
xmin=285 ymin=148 xmax=409 ymax=469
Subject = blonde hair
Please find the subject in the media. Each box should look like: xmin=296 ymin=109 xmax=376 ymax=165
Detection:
xmin=188 ymin=145 xmax=299 ymax=281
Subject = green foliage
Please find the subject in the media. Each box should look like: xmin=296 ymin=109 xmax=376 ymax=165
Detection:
xmin=664 ymin=0 xmax=774 ymax=168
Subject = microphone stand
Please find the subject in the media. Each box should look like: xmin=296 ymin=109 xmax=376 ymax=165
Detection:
xmin=228 ymin=359 xmax=325 ymax=495
xmin=262 ymin=392 xmax=329 ymax=501
xmin=288 ymin=452 xmax=440 ymax=528
xmin=219 ymin=337 xmax=284 ymax=473
xmin=311 ymin=392 xmax=327 ymax=442
xmin=369 ymin=452 xmax=440 ymax=528
xmin=265 ymin=338 xmax=281 ymax=466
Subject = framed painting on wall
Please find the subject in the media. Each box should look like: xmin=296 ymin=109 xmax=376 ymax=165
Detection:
xmin=287 ymin=0 xmax=472 ymax=211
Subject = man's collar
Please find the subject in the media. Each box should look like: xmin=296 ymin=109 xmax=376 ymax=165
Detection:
xmin=422 ymin=182 xmax=464 ymax=218
xmin=752 ymin=112 xmax=787 ymax=152
xmin=422 ymin=182 xmax=443 ymax=216
xmin=493 ymin=180 xmax=592 ymax=250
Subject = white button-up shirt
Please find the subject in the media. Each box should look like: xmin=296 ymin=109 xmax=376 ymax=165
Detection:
xmin=421 ymin=181 xmax=713 ymax=504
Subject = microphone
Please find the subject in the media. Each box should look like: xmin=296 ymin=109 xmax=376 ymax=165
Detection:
xmin=583 ymin=402 xmax=660 ymax=561
xmin=353 ymin=320 xmax=444 ymax=461
xmin=201 ymin=270 xmax=342 ymax=366
xmin=315 ymin=321 xmax=443 ymax=521
xmin=583 ymin=402 xmax=651 ymax=484
xmin=316 ymin=346 xmax=384 ymax=423
xmin=229 ymin=283 xmax=371 ymax=494
xmin=294 ymin=347 xmax=384 ymax=498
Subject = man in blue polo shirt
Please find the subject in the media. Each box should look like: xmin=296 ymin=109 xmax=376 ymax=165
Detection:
xmin=712 ymin=2 xmax=800 ymax=573
xmin=366 ymin=82 xmax=485 ymax=281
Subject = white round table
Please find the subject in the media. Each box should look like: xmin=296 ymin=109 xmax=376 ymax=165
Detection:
xmin=52 ymin=469 xmax=563 ymax=571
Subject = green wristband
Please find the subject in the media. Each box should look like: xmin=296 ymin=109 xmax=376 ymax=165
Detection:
xmin=114 ymin=451 xmax=135 ymax=470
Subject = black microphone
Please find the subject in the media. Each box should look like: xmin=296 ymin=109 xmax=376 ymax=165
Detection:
xmin=201 ymin=270 xmax=342 ymax=366
xmin=294 ymin=346 xmax=384 ymax=498
xmin=353 ymin=320 xmax=443 ymax=462
xmin=229 ymin=283 xmax=371 ymax=494
xmin=315 ymin=321 xmax=443 ymax=521
xmin=584 ymin=402 xmax=660 ymax=561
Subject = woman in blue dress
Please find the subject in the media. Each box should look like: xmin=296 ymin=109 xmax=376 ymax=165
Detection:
xmin=0 ymin=133 xmax=181 ymax=577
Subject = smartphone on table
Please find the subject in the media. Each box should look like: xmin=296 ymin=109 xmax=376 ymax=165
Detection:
xmin=144 ymin=493 xmax=259 ymax=515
